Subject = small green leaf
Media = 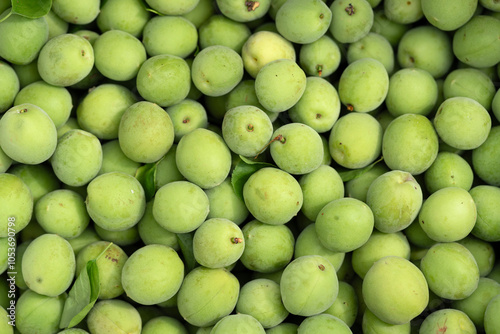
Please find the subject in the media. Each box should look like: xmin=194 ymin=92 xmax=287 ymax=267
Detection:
xmin=59 ymin=243 xmax=113 ymax=329
xmin=11 ymin=0 xmax=52 ymax=18
xmin=176 ymin=232 xmax=197 ymax=273
xmin=135 ymin=160 xmax=160 ymax=202
xmin=231 ymin=155 xmax=276 ymax=201
xmin=338 ymin=156 xmax=384 ymax=182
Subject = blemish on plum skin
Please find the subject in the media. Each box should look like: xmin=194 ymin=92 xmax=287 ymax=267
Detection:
xmin=318 ymin=264 xmax=325 ymax=271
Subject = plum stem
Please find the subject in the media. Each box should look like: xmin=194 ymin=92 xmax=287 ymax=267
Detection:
xmin=253 ymin=134 xmax=284 ymax=160
xmin=316 ymin=64 xmax=323 ymax=76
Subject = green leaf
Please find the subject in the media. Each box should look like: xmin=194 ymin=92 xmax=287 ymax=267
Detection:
xmin=231 ymin=155 xmax=276 ymax=201
xmin=134 ymin=160 xmax=160 ymax=202
xmin=11 ymin=0 xmax=52 ymax=18
xmin=59 ymin=243 xmax=113 ymax=329
xmin=176 ymin=232 xmax=197 ymax=273
xmin=338 ymin=156 xmax=384 ymax=182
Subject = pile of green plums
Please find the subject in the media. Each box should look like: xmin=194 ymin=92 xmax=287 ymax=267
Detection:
xmin=1 ymin=0 xmax=500 ymax=333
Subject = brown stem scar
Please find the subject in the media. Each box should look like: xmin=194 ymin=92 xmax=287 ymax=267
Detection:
xmin=345 ymin=4 xmax=355 ymax=15
xmin=245 ymin=1 xmax=260 ymax=11
xmin=231 ymin=237 xmax=243 ymax=244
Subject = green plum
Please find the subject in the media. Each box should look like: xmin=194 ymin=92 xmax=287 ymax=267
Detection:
xmin=22 ymin=234 xmax=75 ymax=297
xmin=385 ymin=68 xmax=438 ymax=117
xmin=35 ymin=189 xmax=89 ymax=239
xmin=0 ymin=61 xmax=19 ymax=113
xmin=366 ymin=170 xmax=423 ymax=233
xmin=121 ymin=244 xmax=184 ymax=305
xmin=118 ymin=101 xmax=175 ymax=163
xmin=204 ymin=178 xmax=249 ymax=225
xmin=142 ymin=316 xmax=188 ymax=334
xmin=294 ymin=224 xmax=345 ymax=272
xmin=0 ymin=11 xmax=48 ymax=65
xmin=352 ymin=230 xmax=411 ymax=279
xmin=222 ymin=105 xmax=273 ymax=157
xmin=384 ymin=0 xmax=423 ymax=24
xmin=382 ymin=114 xmax=439 ymax=175
xmin=288 ymin=77 xmax=341 ymax=134
xmin=0 ymin=103 xmax=57 ymax=165
xmin=424 ymin=152 xmax=474 ymax=194
xmin=270 ymin=123 xmax=324 ymax=175
xmin=297 ymin=314 xmax=352 ymax=333
xmin=152 ymin=180 xmax=209 ymax=233
xmin=472 ymin=126 xmax=500 ymax=187
xmin=316 ymin=197 xmax=374 ymax=253
xmin=97 ymin=0 xmax=151 ymax=37
xmin=51 ymin=0 xmax=100 ymax=24
xmin=211 ymin=314 xmax=265 ymax=334
xmin=329 ymin=112 xmax=383 ymax=169
xmin=177 ymin=266 xmax=240 ymax=327
xmin=216 ymin=0 xmax=271 ymax=22
xmin=397 ymin=26 xmax=453 ymax=78
xmin=299 ymin=35 xmax=341 ymax=78
xmin=93 ymin=29 xmax=146 ymax=81
xmin=418 ymin=186 xmax=477 ymax=242
xmin=145 ymin=0 xmax=199 ymax=15
xmin=323 ymin=281 xmax=358 ymax=328
xmin=235 ymin=278 xmax=288 ymax=328
xmin=76 ymin=83 xmax=138 ymax=140
xmin=420 ymin=242 xmax=480 ymax=300
xmin=421 ymin=0 xmax=477 ymax=31
xmin=193 ymin=218 xmax=245 ymax=268
xmin=240 ymin=219 xmax=295 ymax=273
xmin=347 ymin=32 xmax=395 ymax=74
xmin=255 ymin=59 xmax=307 ymax=113
xmin=86 ymin=172 xmax=146 ymax=231
xmin=37 ymin=33 xmax=94 ymax=87
xmin=142 ymin=15 xmax=198 ymax=58
xmin=16 ymin=289 xmax=66 ymax=334
xmin=175 ymin=128 xmax=232 ymax=189
xmin=241 ymin=31 xmax=296 ymax=78
xmin=484 ymin=294 xmax=500 ymax=334
xmin=76 ymin=241 xmax=128 ymax=300
xmin=50 ymin=129 xmax=103 ymax=187
xmin=243 ymin=167 xmax=303 ymax=225
xmin=87 ymin=299 xmax=142 ymax=334
xmin=191 ymin=45 xmax=243 ymax=97
xmin=298 ymin=165 xmax=344 ymax=222
xmin=419 ymin=308 xmax=475 ymax=334
xmin=434 ymin=97 xmax=491 ymax=150
xmin=362 ymin=308 xmax=411 ymax=334
xmin=198 ymin=15 xmax=250 ymax=54
xmin=136 ymin=54 xmax=191 ymax=107
xmin=275 ymin=0 xmax=332 ymax=44
xmin=280 ymin=255 xmax=338 ymax=316
xmin=362 ymin=256 xmax=428 ymax=325
xmin=469 ymin=185 xmax=500 ymax=242
xmin=338 ymin=58 xmax=389 ymax=113
xmin=329 ymin=0 xmax=374 ymax=43
xmin=453 ymin=15 xmax=500 ymax=68
xmin=443 ymin=68 xmax=496 ymax=110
